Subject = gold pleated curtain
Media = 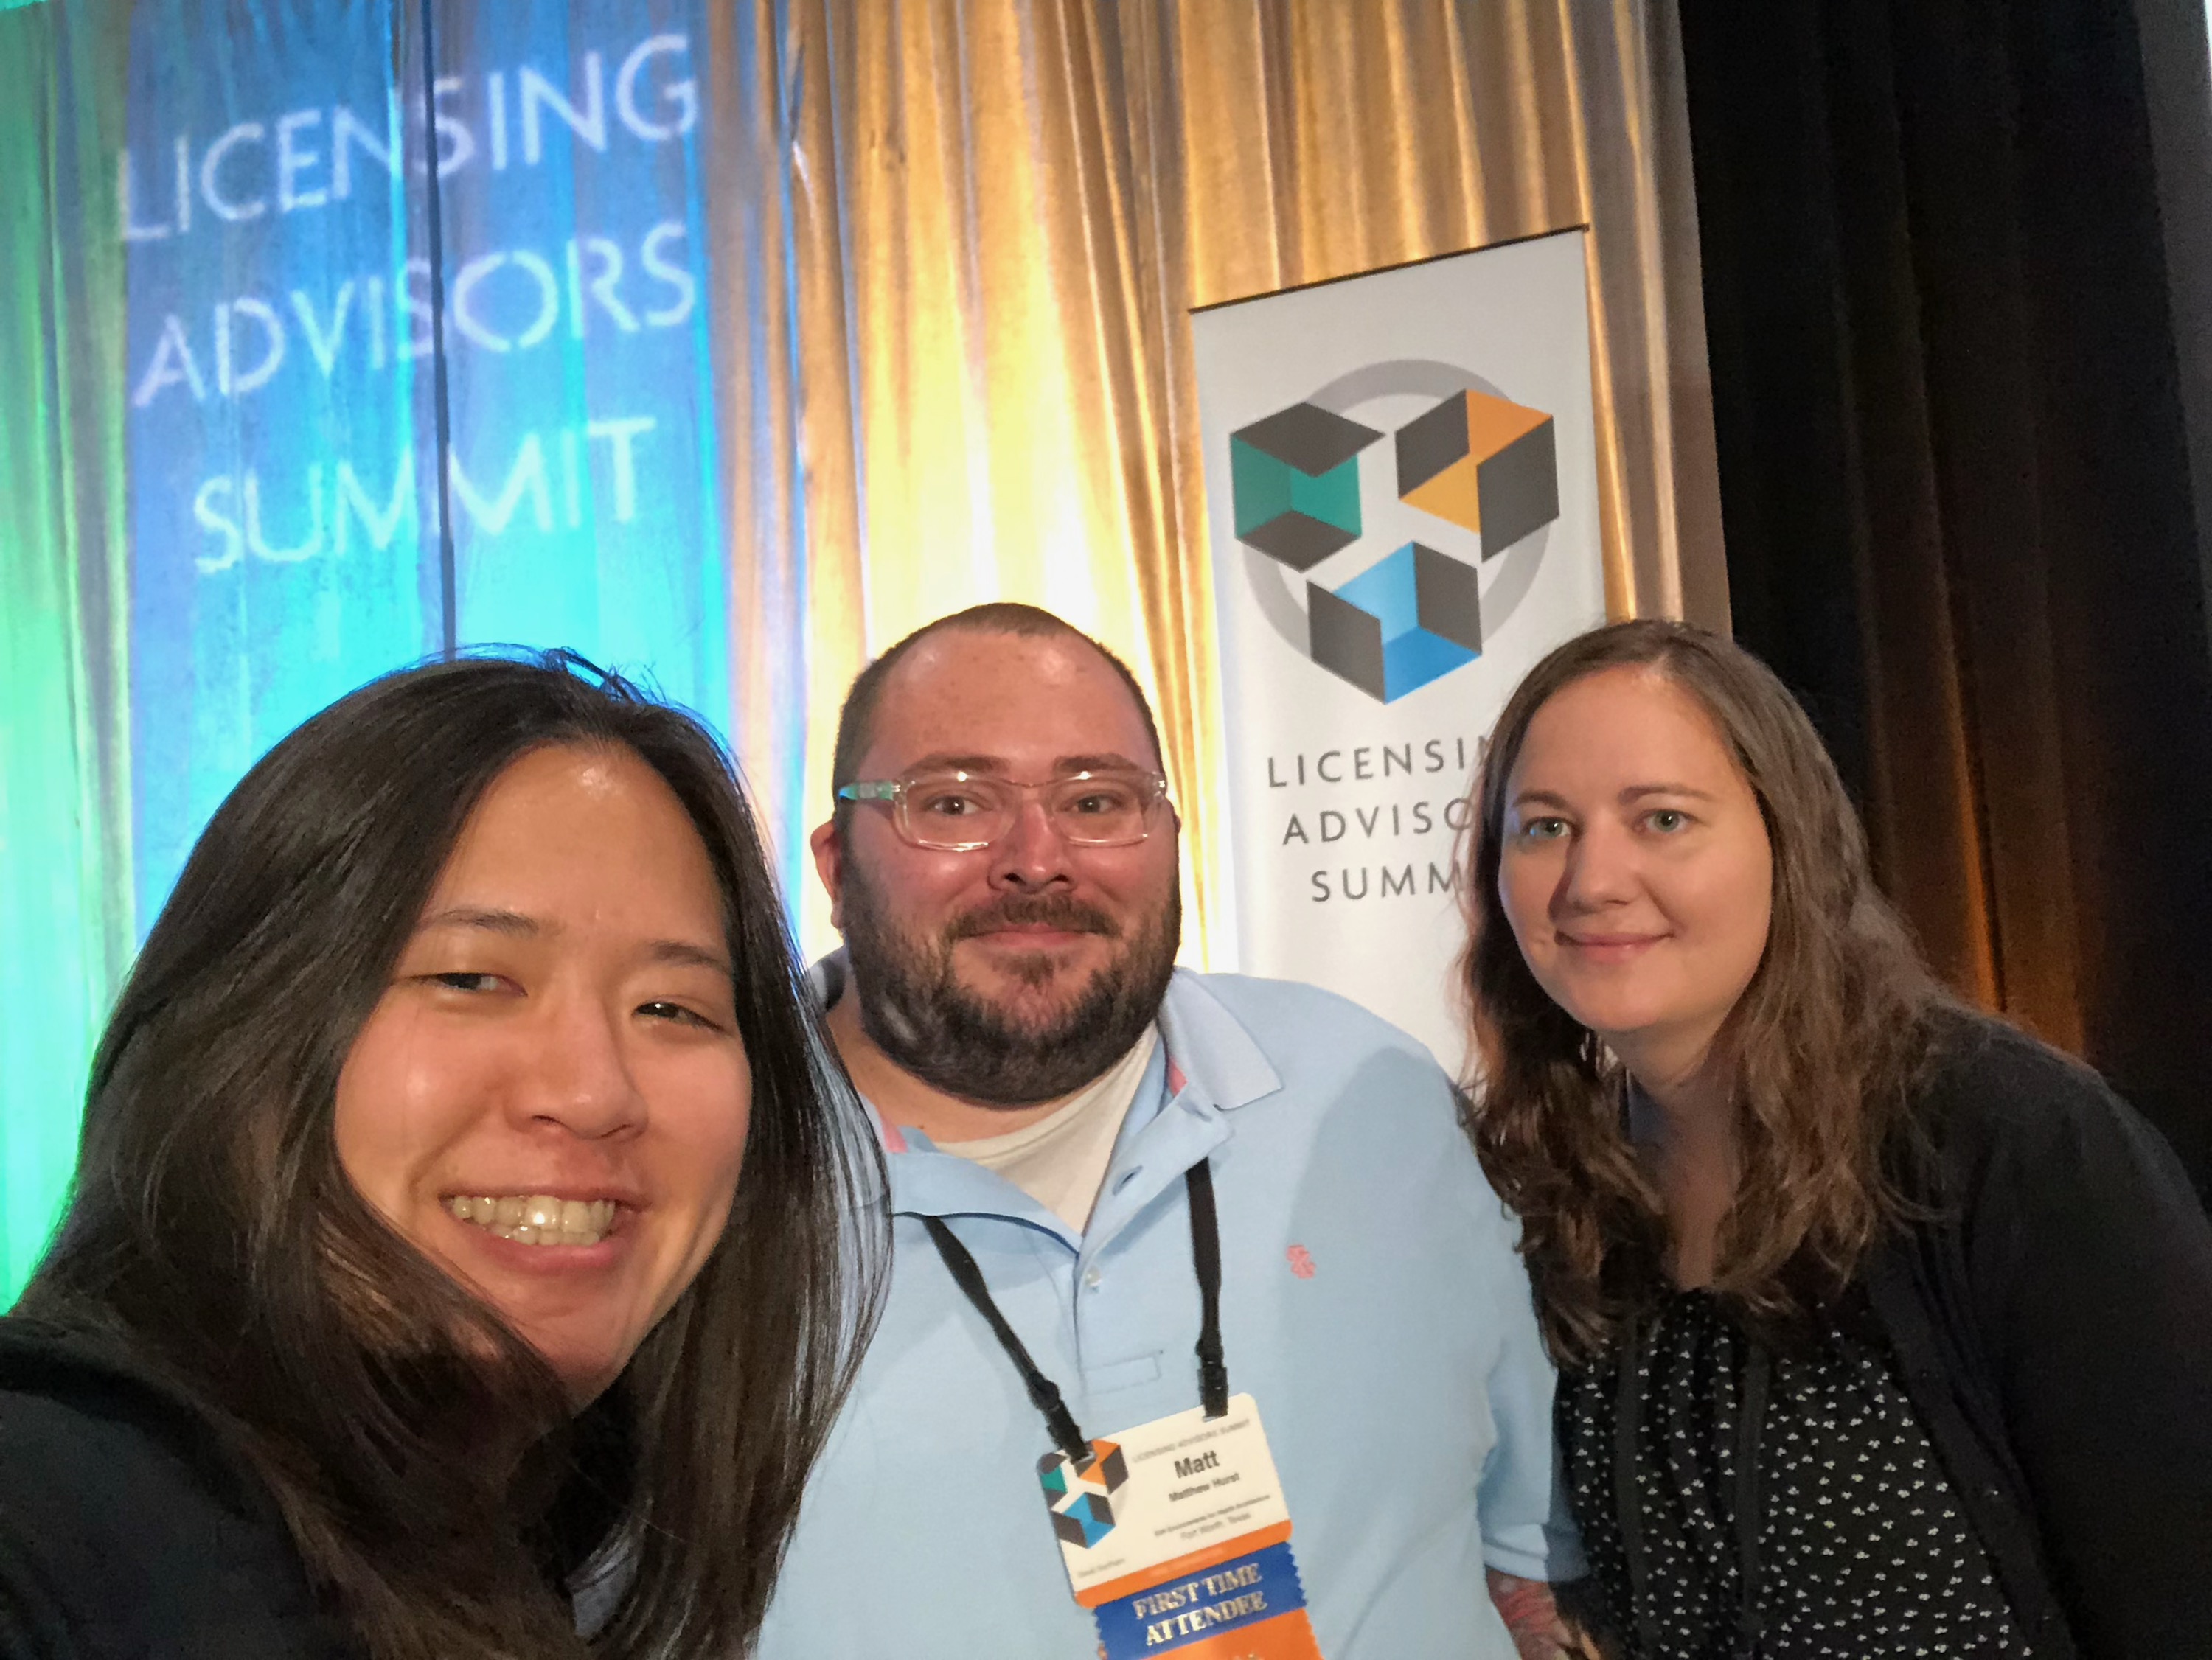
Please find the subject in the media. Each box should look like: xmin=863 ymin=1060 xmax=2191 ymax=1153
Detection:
xmin=714 ymin=0 xmax=1723 ymax=962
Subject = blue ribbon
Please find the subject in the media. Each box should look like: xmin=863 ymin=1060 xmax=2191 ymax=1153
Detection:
xmin=1093 ymin=1541 xmax=1308 ymax=1659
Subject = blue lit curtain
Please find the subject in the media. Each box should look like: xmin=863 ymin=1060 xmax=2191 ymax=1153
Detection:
xmin=119 ymin=0 xmax=737 ymax=913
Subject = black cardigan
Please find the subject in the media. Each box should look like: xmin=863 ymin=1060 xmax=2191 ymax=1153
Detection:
xmin=1858 ymin=1015 xmax=2212 ymax=1660
xmin=0 ymin=1321 xmax=358 ymax=1659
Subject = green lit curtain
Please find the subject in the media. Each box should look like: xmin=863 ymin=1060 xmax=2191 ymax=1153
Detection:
xmin=0 ymin=4 xmax=135 ymax=1298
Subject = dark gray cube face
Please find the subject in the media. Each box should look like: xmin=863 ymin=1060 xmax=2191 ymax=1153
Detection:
xmin=1473 ymin=419 xmax=1559 ymax=558
xmin=1394 ymin=393 xmax=1469 ymax=497
xmin=1306 ymin=581 xmax=1388 ymax=701
xmin=1243 ymin=512 xmax=1357 ymax=572
xmin=1096 ymin=1445 xmax=1128 ymax=1489
xmin=1412 ymin=543 xmax=1483 ymax=652
xmin=1231 ymin=402 xmax=1382 ymax=475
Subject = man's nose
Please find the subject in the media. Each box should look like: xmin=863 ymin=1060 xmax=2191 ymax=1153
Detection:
xmin=988 ymin=796 xmax=1076 ymax=889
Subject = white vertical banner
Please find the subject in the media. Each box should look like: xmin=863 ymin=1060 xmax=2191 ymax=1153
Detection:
xmin=1192 ymin=230 xmax=1608 ymax=1069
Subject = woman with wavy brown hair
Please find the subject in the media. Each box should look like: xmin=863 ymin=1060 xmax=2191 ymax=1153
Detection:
xmin=1460 ymin=619 xmax=2212 ymax=1660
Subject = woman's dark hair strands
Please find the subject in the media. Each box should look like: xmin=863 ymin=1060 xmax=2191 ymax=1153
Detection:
xmin=1460 ymin=620 xmax=1950 ymax=1365
xmin=17 ymin=650 xmax=886 ymax=1660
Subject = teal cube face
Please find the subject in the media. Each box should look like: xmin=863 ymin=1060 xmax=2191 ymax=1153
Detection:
xmin=1230 ymin=434 xmax=1296 ymax=536
xmin=1291 ymin=453 xmax=1361 ymax=535
xmin=1307 ymin=543 xmax=1482 ymax=703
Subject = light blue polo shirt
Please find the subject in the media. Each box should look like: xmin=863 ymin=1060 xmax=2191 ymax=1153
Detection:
xmin=755 ymin=969 xmax=1581 ymax=1660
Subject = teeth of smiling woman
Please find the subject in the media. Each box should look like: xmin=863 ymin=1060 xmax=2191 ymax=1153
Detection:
xmin=444 ymin=1195 xmax=616 ymax=1246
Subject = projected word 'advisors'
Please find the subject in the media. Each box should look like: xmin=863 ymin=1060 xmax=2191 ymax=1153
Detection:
xmin=131 ymin=227 xmax=696 ymax=412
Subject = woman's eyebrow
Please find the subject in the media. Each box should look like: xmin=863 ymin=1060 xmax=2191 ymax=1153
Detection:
xmin=420 ymin=909 xmax=730 ymax=974
xmin=418 ymin=906 xmax=538 ymax=935
xmin=1509 ymin=788 xmax=1573 ymax=812
xmin=646 ymin=939 xmax=735 ymax=974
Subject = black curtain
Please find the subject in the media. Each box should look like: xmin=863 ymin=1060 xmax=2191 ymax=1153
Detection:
xmin=1680 ymin=0 xmax=2212 ymax=1191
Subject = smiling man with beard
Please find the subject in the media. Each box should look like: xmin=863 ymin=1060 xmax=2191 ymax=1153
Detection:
xmin=831 ymin=834 xmax=1178 ymax=1117
xmin=754 ymin=604 xmax=1582 ymax=1660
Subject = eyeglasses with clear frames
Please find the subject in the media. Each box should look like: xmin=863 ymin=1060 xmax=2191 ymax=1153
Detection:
xmin=835 ymin=768 xmax=1170 ymax=851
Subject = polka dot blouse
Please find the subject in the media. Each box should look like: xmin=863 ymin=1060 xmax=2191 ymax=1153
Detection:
xmin=1558 ymin=1288 xmax=2033 ymax=1659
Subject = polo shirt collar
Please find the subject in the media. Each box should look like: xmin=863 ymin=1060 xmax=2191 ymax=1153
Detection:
xmin=874 ymin=1028 xmax=1170 ymax=1241
xmin=882 ymin=1121 xmax=1073 ymax=1235
xmin=1153 ymin=969 xmax=1281 ymax=1114
xmin=816 ymin=954 xmax=1283 ymax=1234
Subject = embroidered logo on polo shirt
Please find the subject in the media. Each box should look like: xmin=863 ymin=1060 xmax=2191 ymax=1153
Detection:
xmin=1286 ymin=1245 xmax=1316 ymax=1279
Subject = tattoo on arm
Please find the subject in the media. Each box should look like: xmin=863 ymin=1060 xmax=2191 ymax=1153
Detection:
xmin=1486 ymin=1570 xmax=1568 ymax=1660
xmin=1486 ymin=1572 xmax=1614 ymax=1660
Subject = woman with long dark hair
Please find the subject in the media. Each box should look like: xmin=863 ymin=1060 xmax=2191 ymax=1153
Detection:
xmin=1460 ymin=620 xmax=2212 ymax=1659
xmin=1 ymin=652 xmax=882 ymax=1659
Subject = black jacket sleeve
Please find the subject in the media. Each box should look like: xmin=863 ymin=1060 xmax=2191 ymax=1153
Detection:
xmin=1928 ymin=1024 xmax=2212 ymax=1660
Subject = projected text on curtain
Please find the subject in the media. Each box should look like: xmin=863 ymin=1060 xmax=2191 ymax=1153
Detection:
xmin=120 ymin=0 xmax=725 ymax=924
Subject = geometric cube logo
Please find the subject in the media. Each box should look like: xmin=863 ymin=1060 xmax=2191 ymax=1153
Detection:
xmin=1230 ymin=403 xmax=1385 ymax=571
xmin=1228 ymin=374 xmax=1559 ymax=703
xmin=1037 ymin=1438 xmax=1129 ymax=1550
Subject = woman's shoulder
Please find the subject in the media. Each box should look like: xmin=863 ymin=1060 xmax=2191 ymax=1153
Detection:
xmin=0 ymin=1315 xmax=255 ymax=1508
xmin=0 ymin=1317 xmax=353 ymax=1658
xmin=1915 ymin=1007 xmax=2132 ymax=1139
xmin=1907 ymin=1007 xmax=2199 ymax=1213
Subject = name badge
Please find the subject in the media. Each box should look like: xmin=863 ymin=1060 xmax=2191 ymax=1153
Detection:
xmin=1036 ymin=1394 xmax=1324 ymax=1659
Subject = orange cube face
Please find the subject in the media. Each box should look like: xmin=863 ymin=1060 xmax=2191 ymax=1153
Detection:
xmin=1394 ymin=389 xmax=1558 ymax=556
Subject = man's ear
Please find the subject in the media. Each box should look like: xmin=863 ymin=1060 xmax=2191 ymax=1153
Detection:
xmin=809 ymin=816 xmax=847 ymax=933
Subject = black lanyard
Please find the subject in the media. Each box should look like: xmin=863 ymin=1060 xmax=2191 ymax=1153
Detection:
xmin=922 ymin=1159 xmax=1229 ymax=1466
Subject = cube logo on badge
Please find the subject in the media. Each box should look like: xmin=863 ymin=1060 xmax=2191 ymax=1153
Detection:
xmin=1038 ymin=1440 xmax=1130 ymax=1549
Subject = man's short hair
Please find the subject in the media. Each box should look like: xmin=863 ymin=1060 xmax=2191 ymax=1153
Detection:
xmin=828 ymin=604 xmax=1165 ymax=817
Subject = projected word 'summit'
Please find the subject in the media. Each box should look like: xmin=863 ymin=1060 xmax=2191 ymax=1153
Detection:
xmin=188 ymin=417 xmax=658 ymax=573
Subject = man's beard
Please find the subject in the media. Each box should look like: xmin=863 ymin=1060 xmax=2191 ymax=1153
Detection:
xmin=838 ymin=862 xmax=1180 ymax=1108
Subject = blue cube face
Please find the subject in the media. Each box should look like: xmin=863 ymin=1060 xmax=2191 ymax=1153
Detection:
xmin=1309 ymin=543 xmax=1483 ymax=702
xmin=1378 ymin=628 xmax=1478 ymax=702
xmin=1048 ymin=1494 xmax=1118 ymax=1549
xmin=1334 ymin=545 xmax=1425 ymax=638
